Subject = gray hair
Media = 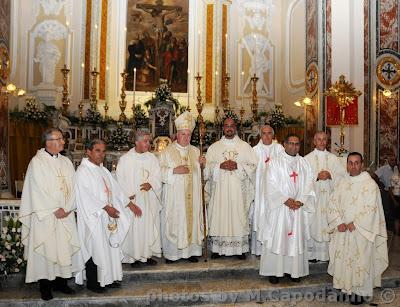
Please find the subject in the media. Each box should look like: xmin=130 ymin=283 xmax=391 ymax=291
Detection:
xmin=87 ymin=139 xmax=106 ymax=150
xmin=259 ymin=125 xmax=275 ymax=136
xmin=135 ymin=129 xmax=151 ymax=142
xmin=42 ymin=128 xmax=63 ymax=144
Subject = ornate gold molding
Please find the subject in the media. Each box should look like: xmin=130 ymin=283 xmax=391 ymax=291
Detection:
xmin=84 ymin=0 xmax=92 ymax=99
xmin=206 ymin=4 xmax=214 ymax=104
xmin=99 ymin=0 xmax=108 ymax=100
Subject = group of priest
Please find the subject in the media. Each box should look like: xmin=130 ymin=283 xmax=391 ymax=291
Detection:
xmin=19 ymin=111 xmax=388 ymax=304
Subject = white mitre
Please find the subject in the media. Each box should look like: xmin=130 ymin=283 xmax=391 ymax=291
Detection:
xmin=175 ymin=111 xmax=196 ymax=132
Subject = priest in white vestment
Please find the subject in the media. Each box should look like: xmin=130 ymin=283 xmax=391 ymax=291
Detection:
xmin=205 ymin=118 xmax=258 ymax=259
xmin=304 ymin=132 xmax=345 ymax=262
xmin=117 ymin=129 xmax=162 ymax=265
xmin=327 ymin=152 xmax=388 ymax=304
xmin=159 ymin=111 xmax=205 ymax=263
xmin=19 ymin=128 xmax=82 ymax=301
xmin=259 ymin=134 xmax=315 ymax=284
xmin=75 ymin=139 xmax=130 ymax=292
xmin=251 ymin=125 xmax=284 ymax=256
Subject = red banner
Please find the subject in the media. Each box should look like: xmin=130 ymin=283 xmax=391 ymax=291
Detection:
xmin=326 ymin=96 xmax=358 ymax=126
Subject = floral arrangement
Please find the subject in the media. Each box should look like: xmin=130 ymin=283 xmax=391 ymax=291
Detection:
xmin=22 ymin=98 xmax=48 ymax=122
xmin=267 ymin=104 xmax=286 ymax=130
xmin=133 ymin=104 xmax=149 ymax=127
xmin=222 ymin=109 xmax=240 ymax=125
xmin=84 ymin=108 xmax=103 ymax=125
xmin=10 ymin=98 xmax=49 ymax=123
xmin=0 ymin=216 xmax=25 ymax=276
xmin=109 ymin=125 xmax=131 ymax=150
xmin=144 ymin=83 xmax=180 ymax=111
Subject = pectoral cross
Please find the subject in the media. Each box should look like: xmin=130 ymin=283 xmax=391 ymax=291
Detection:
xmin=264 ymin=156 xmax=270 ymax=164
xmin=290 ymin=171 xmax=298 ymax=183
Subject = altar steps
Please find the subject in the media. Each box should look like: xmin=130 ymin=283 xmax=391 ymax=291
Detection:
xmin=1 ymin=254 xmax=400 ymax=307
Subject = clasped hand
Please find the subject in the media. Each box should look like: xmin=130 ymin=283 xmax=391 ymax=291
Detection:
xmin=317 ymin=170 xmax=332 ymax=181
xmin=54 ymin=208 xmax=71 ymax=219
xmin=140 ymin=182 xmax=152 ymax=191
xmin=173 ymin=165 xmax=190 ymax=174
xmin=337 ymin=222 xmax=355 ymax=232
xmin=284 ymin=198 xmax=302 ymax=210
xmin=220 ymin=160 xmax=238 ymax=171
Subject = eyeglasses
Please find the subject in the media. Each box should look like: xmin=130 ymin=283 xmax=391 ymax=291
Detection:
xmin=48 ymin=137 xmax=64 ymax=141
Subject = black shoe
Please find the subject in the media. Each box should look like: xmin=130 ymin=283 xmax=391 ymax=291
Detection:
xmin=165 ymin=259 xmax=175 ymax=264
xmin=130 ymin=262 xmax=142 ymax=268
xmin=237 ymin=254 xmax=246 ymax=260
xmin=87 ymin=284 xmax=106 ymax=293
xmin=53 ymin=284 xmax=75 ymax=294
xmin=268 ymin=276 xmax=280 ymax=284
xmin=350 ymin=294 xmax=365 ymax=305
xmin=211 ymin=253 xmax=221 ymax=259
xmin=336 ymin=291 xmax=348 ymax=302
xmin=106 ymin=281 xmax=121 ymax=288
xmin=309 ymin=259 xmax=318 ymax=263
xmin=188 ymin=256 xmax=199 ymax=263
xmin=40 ymin=290 xmax=53 ymax=301
xmin=39 ymin=280 xmax=53 ymax=301
xmin=290 ymin=277 xmax=301 ymax=283
xmin=146 ymin=258 xmax=157 ymax=266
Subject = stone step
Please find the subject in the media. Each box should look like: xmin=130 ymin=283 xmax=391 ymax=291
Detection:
xmin=0 ymin=256 xmax=328 ymax=288
xmin=122 ymin=256 xmax=328 ymax=282
xmin=1 ymin=273 xmax=400 ymax=307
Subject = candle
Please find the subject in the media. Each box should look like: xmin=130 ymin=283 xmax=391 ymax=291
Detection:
xmin=241 ymin=71 xmax=245 ymax=107
xmin=225 ymin=33 xmax=228 ymax=74
xmin=253 ymin=34 xmax=257 ymax=73
xmin=133 ymin=68 xmax=137 ymax=106
xmin=197 ymin=30 xmax=201 ymax=75
xmin=81 ymin=63 xmax=85 ymax=100
xmin=187 ymin=69 xmax=190 ymax=109
xmin=215 ymin=70 xmax=218 ymax=107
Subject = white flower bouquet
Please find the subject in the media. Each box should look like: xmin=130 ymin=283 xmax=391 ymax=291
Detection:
xmin=0 ymin=216 xmax=25 ymax=276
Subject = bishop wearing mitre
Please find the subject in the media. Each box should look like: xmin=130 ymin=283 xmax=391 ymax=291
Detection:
xmin=159 ymin=111 xmax=205 ymax=263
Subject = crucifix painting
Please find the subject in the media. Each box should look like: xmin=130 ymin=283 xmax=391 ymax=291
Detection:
xmin=126 ymin=0 xmax=189 ymax=93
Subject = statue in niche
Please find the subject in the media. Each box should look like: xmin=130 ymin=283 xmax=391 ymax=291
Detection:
xmin=34 ymin=40 xmax=61 ymax=84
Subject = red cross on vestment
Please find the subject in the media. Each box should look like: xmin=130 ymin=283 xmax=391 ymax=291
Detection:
xmin=290 ymin=171 xmax=298 ymax=183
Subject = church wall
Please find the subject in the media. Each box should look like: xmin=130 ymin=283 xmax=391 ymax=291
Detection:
xmin=329 ymin=0 xmax=364 ymax=156
xmin=280 ymin=0 xmax=306 ymax=121
xmin=0 ymin=0 xmax=11 ymax=191
xmin=373 ymin=0 xmax=400 ymax=166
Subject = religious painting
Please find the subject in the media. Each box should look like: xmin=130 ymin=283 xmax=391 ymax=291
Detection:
xmin=125 ymin=0 xmax=189 ymax=93
xmin=0 ymin=0 xmax=11 ymax=86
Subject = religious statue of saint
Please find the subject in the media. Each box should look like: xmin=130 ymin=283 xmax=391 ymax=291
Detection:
xmin=34 ymin=40 xmax=61 ymax=84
